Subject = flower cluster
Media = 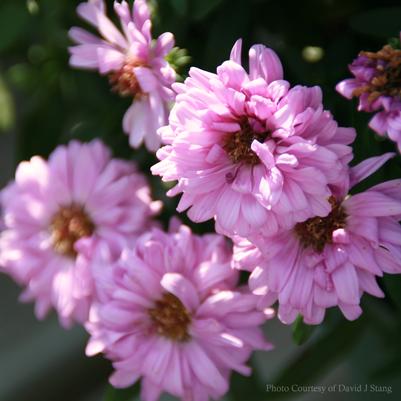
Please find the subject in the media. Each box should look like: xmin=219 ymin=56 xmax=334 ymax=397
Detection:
xmin=233 ymin=154 xmax=401 ymax=324
xmin=153 ymin=40 xmax=401 ymax=325
xmin=0 ymin=138 xmax=272 ymax=400
xmin=336 ymin=33 xmax=401 ymax=151
xmin=0 ymin=3 xmax=275 ymax=399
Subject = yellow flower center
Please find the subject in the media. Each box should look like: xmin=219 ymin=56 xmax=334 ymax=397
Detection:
xmin=109 ymin=58 xmax=145 ymax=98
xmin=294 ymin=196 xmax=347 ymax=253
xmin=223 ymin=119 xmax=269 ymax=165
xmin=148 ymin=293 xmax=191 ymax=342
xmin=50 ymin=204 xmax=95 ymax=258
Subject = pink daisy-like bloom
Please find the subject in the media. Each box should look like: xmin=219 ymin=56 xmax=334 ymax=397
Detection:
xmin=234 ymin=153 xmax=401 ymax=325
xmin=152 ymin=39 xmax=355 ymax=237
xmin=366 ymin=102 xmax=401 ymax=152
xmin=336 ymin=36 xmax=401 ymax=151
xmin=0 ymin=140 xmax=160 ymax=328
xmin=86 ymin=222 xmax=273 ymax=401
xmin=69 ymin=0 xmax=176 ymax=151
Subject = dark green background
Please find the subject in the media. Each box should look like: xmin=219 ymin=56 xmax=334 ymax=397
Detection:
xmin=1 ymin=0 xmax=401 ymax=400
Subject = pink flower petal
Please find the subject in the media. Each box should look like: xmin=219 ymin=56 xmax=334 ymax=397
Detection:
xmin=161 ymin=272 xmax=200 ymax=311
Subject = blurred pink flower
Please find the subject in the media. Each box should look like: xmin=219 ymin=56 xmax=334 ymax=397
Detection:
xmin=336 ymin=37 xmax=401 ymax=151
xmin=0 ymin=140 xmax=160 ymax=328
xmin=152 ymin=39 xmax=355 ymax=237
xmin=86 ymin=222 xmax=273 ymax=401
xmin=69 ymin=0 xmax=176 ymax=151
xmin=234 ymin=153 xmax=401 ymax=324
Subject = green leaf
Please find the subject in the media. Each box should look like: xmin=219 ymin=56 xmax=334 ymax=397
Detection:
xmin=191 ymin=0 xmax=224 ymax=21
xmin=271 ymin=317 xmax=366 ymax=400
xmin=6 ymin=63 xmax=37 ymax=91
xmin=383 ymin=275 xmax=401 ymax=312
xmin=369 ymin=351 xmax=401 ymax=381
xmin=292 ymin=315 xmax=316 ymax=345
xmin=0 ymin=75 xmax=15 ymax=132
xmin=0 ymin=3 xmax=32 ymax=52
xmin=103 ymin=384 xmax=139 ymax=401
xmin=229 ymin=362 xmax=266 ymax=401
xmin=165 ymin=47 xmax=191 ymax=80
xmin=388 ymin=37 xmax=401 ymax=50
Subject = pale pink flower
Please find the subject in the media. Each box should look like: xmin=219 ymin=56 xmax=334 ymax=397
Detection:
xmin=69 ymin=0 xmax=176 ymax=151
xmin=152 ymin=39 xmax=355 ymax=237
xmin=234 ymin=153 xmax=401 ymax=324
xmin=0 ymin=140 xmax=160 ymax=328
xmin=86 ymin=222 xmax=273 ymax=401
xmin=336 ymin=36 xmax=401 ymax=151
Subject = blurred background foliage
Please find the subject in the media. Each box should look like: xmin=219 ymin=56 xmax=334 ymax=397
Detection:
xmin=1 ymin=0 xmax=401 ymax=400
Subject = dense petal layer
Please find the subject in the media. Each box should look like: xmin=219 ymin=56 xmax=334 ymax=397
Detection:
xmin=153 ymin=41 xmax=354 ymax=237
xmin=0 ymin=140 xmax=159 ymax=327
xmin=85 ymin=222 xmax=272 ymax=401
xmin=234 ymin=162 xmax=401 ymax=324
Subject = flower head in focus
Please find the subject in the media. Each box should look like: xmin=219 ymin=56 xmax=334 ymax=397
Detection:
xmin=0 ymin=140 xmax=160 ymax=327
xmin=69 ymin=0 xmax=176 ymax=151
xmin=152 ymin=39 xmax=355 ymax=237
xmin=234 ymin=153 xmax=401 ymax=324
xmin=86 ymin=222 xmax=273 ymax=401
xmin=336 ymin=35 xmax=401 ymax=151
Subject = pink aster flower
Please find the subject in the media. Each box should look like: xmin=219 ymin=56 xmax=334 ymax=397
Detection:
xmin=367 ymin=102 xmax=401 ymax=152
xmin=85 ymin=222 xmax=273 ymax=401
xmin=336 ymin=37 xmax=401 ymax=151
xmin=0 ymin=140 xmax=160 ymax=328
xmin=152 ymin=39 xmax=355 ymax=237
xmin=69 ymin=0 xmax=176 ymax=151
xmin=234 ymin=152 xmax=401 ymax=324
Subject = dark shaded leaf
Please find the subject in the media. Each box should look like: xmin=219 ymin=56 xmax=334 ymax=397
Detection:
xmin=271 ymin=318 xmax=366 ymax=400
xmin=350 ymin=7 xmax=401 ymax=38
xmin=0 ymin=3 xmax=32 ymax=52
xmin=6 ymin=63 xmax=38 ymax=91
xmin=369 ymin=352 xmax=401 ymax=381
xmin=388 ymin=36 xmax=401 ymax=49
xmin=383 ymin=275 xmax=401 ymax=312
xmin=229 ymin=361 xmax=266 ymax=401
xmin=169 ymin=0 xmax=188 ymax=16
xmin=191 ymin=0 xmax=225 ymax=21
xmin=292 ymin=315 xmax=316 ymax=345
xmin=104 ymin=384 xmax=139 ymax=401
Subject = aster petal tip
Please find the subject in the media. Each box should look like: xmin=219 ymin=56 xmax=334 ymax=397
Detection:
xmin=230 ymin=38 xmax=243 ymax=64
